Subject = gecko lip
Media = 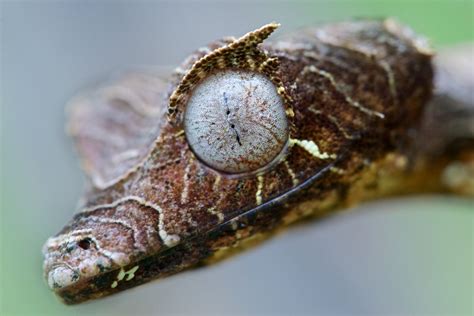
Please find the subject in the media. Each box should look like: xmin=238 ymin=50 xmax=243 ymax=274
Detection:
xmin=46 ymin=264 xmax=80 ymax=290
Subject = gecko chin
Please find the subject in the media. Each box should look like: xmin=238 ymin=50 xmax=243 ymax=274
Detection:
xmin=42 ymin=232 xmax=130 ymax=290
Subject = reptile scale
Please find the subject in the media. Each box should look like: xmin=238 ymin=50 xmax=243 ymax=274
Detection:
xmin=42 ymin=19 xmax=474 ymax=304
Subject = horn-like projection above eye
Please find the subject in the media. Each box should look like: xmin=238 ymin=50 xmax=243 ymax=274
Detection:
xmin=184 ymin=70 xmax=289 ymax=174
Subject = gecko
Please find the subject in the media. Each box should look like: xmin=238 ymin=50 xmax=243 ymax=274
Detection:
xmin=42 ymin=19 xmax=473 ymax=304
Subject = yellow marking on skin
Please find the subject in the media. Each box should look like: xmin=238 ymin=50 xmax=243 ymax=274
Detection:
xmin=258 ymin=59 xmax=271 ymax=72
xmin=213 ymin=174 xmax=221 ymax=191
xmin=197 ymin=71 xmax=207 ymax=80
xmin=79 ymin=196 xmax=161 ymax=215
xmin=308 ymin=106 xmax=356 ymax=140
xmin=217 ymin=57 xmax=227 ymax=69
xmin=159 ymin=212 xmax=181 ymax=248
xmin=125 ymin=265 xmax=139 ymax=281
xmin=290 ymin=138 xmax=336 ymax=160
xmin=208 ymin=207 xmax=225 ymax=223
xmin=78 ymin=196 xmax=180 ymax=248
xmin=77 ymin=216 xmax=143 ymax=251
xmin=307 ymin=107 xmax=322 ymax=115
xmin=117 ymin=268 xmax=126 ymax=281
xmin=284 ymin=160 xmax=299 ymax=186
xmin=326 ymin=115 xmax=355 ymax=140
xmin=379 ymin=60 xmax=397 ymax=101
xmin=385 ymin=153 xmax=408 ymax=170
xmin=111 ymin=265 xmax=139 ymax=288
xmin=285 ymin=108 xmax=295 ymax=117
xmin=256 ymin=175 xmax=264 ymax=205
xmin=330 ymin=167 xmax=345 ymax=175
xmin=246 ymin=56 xmax=256 ymax=69
xmin=174 ymin=130 xmax=185 ymax=137
xmin=230 ymin=218 xmax=238 ymax=230
xmin=305 ymin=65 xmax=385 ymax=119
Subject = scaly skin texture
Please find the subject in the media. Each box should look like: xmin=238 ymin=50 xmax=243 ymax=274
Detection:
xmin=42 ymin=20 xmax=472 ymax=305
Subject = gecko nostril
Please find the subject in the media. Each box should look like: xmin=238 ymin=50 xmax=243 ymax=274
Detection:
xmin=77 ymin=238 xmax=92 ymax=250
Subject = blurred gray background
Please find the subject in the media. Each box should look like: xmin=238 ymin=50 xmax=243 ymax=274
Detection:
xmin=1 ymin=1 xmax=473 ymax=315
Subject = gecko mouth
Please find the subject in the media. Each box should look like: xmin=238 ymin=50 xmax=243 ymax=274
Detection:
xmin=46 ymin=264 xmax=80 ymax=289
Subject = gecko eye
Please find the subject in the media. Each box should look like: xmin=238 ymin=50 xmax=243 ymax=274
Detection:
xmin=184 ymin=70 xmax=289 ymax=174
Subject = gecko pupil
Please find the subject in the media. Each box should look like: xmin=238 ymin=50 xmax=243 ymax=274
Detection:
xmin=184 ymin=70 xmax=289 ymax=174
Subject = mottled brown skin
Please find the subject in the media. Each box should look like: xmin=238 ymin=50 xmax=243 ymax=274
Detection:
xmin=42 ymin=20 xmax=472 ymax=305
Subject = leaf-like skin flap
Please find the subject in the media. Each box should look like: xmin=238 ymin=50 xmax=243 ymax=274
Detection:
xmin=67 ymin=72 xmax=169 ymax=189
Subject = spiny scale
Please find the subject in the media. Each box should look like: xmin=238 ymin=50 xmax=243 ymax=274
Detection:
xmin=168 ymin=23 xmax=294 ymax=125
xmin=42 ymin=20 xmax=472 ymax=305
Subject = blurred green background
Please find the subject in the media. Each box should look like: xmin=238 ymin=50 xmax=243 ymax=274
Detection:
xmin=1 ymin=1 xmax=473 ymax=315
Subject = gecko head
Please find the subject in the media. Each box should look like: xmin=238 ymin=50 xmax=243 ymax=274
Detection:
xmin=42 ymin=217 xmax=131 ymax=290
xmin=42 ymin=24 xmax=292 ymax=294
